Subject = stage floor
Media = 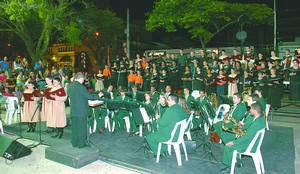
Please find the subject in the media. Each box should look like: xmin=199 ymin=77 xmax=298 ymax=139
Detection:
xmin=1 ymin=103 xmax=300 ymax=174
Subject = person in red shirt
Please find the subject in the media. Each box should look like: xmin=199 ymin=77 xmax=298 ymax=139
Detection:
xmin=2 ymin=87 xmax=13 ymax=96
xmin=0 ymin=71 xmax=7 ymax=82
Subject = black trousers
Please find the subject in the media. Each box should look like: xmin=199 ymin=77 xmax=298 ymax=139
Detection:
xmin=71 ymin=116 xmax=87 ymax=148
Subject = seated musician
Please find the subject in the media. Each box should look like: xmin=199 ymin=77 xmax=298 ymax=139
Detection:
xmin=221 ymin=103 xmax=266 ymax=173
xmin=191 ymin=90 xmax=210 ymax=130
xmin=114 ymin=88 xmax=131 ymax=130
xmin=219 ymin=95 xmax=260 ymax=144
xmin=255 ymin=89 xmax=266 ymax=114
xmin=146 ymin=94 xmax=187 ymax=157
xmin=214 ymin=93 xmax=246 ymax=137
xmin=126 ymin=85 xmax=144 ymax=103
xmin=137 ymin=92 xmax=156 ymax=132
xmin=182 ymin=88 xmax=194 ymax=112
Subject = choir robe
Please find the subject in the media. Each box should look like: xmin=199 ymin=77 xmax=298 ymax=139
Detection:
xmin=42 ymin=86 xmax=53 ymax=123
xmin=227 ymin=74 xmax=239 ymax=96
xmin=267 ymin=75 xmax=283 ymax=109
xmin=48 ymin=87 xmax=67 ymax=128
xmin=288 ymin=68 xmax=300 ymax=101
xmin=22 ymin=90 xmax=41 ymax=123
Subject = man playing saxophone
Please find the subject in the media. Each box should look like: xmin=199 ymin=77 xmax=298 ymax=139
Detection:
xmin=221 ymin=103 xmax=266 ymax=173
xmin=214 ymin=93 xmax=247 ymax=136
xmin=219 ymin=95 xmax=260 ymax=144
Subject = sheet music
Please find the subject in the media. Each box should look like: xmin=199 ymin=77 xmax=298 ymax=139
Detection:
xmin=88 ymin=100 xmax=104 ymax=106
xmin=140 ymin=107 xmax=150 ymax=123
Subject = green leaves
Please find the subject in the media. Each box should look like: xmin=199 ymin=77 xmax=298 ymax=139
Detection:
xmin=4 ymin=1 xmax=31 ymax=21
xmin=146 ymin=0 xmax=273 ymax=49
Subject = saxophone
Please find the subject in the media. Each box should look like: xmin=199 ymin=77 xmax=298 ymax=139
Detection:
xmin=222 ymin=107 xmax=246 ymax=138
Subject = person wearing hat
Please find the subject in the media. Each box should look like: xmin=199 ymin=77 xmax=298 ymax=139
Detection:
xmin=114 ymin=88 xmax=131 ymax=130
xmin=67 ymin=72 xmax=104 ymax=148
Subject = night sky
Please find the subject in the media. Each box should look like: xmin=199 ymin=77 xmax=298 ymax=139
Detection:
xmin=106 ymin=0 xmax=300 ymax=45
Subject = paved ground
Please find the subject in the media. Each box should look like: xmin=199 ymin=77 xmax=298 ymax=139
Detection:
xmin=0 ymin=105 xmax=299 ymax=174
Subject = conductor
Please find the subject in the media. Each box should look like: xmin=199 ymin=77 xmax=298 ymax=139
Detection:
xmin=67 ymin=72 xmax=103 ymax=148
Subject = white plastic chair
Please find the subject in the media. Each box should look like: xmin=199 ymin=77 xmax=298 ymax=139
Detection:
xmin=213 ymin=104 xmax=230 ymax=124
xmin=156 ymin=119 xmax=188 ymax=166
xmin=5 ymin=97 xmax=21 ymax=125
xmin=230 ymin=128 xmax=266 ymax=174
xmin=0 ymin=120 xmax=3 ymax=134
xmin=111 ymin=111 xmax=131 ymax=133
xmin=265 ymin=104 xmax=271 ymax=130
xmin=185 ymin=111 xmax=194 ymax=140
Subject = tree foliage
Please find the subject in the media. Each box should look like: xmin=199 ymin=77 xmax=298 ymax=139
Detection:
xmin=60 ymin=8 xmax=124 ymax=66
xmin=0 ymin=0 xmax=88 ymax=63
xmin=146 ymin=0 xmax=273 ymax=50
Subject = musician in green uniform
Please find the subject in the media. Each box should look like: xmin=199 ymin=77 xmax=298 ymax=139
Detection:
xmin=114 ymin=88 xmax=131 ymax=130
xmin=191 ymin=90 xmax=210 ymax=129
xmin=67 ymin=72 xmax=103 ymax=148
xmin=96 ymin=85 xmax=117 ymax=133
xmin=146 ymin=94 xmax=187 ymax=156
xmin=255 ymin=89 xmax=267 ymax=113
xmin=219 ymin=95 xmax=259 ymax=144
xmin=214 ymin=93 xmax=247 ymax=136
xmin=221 ymin=103 xmax=266 ymax=173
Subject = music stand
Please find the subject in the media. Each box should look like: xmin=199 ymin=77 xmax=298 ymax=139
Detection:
xmin=220 ymin=95 xmax=233 ymax=106
xmin=196 ymin=103 xmax=220 ymax=167
xmin=123 ymin=101 xmax=140 ymax=139
xmin=131 ymin=107 xmax=152 ymax=154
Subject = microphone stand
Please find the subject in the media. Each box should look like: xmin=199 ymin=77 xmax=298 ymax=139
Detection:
xmin=14 ymin=97 xmax=24 ymax=140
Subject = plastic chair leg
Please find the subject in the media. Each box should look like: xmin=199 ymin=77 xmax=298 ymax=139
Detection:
xmin=182 ymin=142 xmax=188 ymax=161
xmin=173 ymin=144 xmax=182 ymax=166
xmin=139 ymin=125 xmax=142 ymax=137
xmin=123 ymin=116 xmax=130 ymax=133
xmin=105 ymin=116 xmax=111 ymax=132
xmin=156 ymin=143 xmax=162 ymax=163
xmin=253 ymin=155 xmax=262 ymax=174
xmin=258 ymin=152 xmax=265 ymax=173
xmin=230 ymin=151 xmax=238 ymax=174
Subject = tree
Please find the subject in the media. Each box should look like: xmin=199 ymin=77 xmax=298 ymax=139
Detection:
xmin=61 ymin=8 xmax=123 ymax=66
xmin=0 ymin=0 xmax=88 ymax=63
xmin=146 ymin=0 xmax=273 ymax=50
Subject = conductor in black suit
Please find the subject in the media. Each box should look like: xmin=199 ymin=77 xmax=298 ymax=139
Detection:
xmin=67 ymin=72 xmax=103 ymax=148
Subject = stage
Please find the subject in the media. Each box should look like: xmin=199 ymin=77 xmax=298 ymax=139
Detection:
xmin=2 ymin=120 xmax=295 ymax=174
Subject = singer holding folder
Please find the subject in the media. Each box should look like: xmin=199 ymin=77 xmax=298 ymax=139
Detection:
xmin=67 ymin=72 xmax=104 ymax=148
xmin=21 ymin=82 xmax=41 ymax=132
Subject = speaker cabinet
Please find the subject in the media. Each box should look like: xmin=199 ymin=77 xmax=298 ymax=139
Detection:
xmin=0 ymin=135 xmax=32 ymax=160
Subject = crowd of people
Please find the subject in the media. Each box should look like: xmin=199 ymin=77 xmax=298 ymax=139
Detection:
xmin=1 ymin=46 xmax=299 ymax=173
